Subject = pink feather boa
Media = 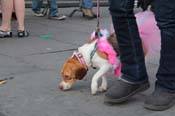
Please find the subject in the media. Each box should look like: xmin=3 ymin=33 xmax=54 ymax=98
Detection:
xmin=90 ymin=30 xmax=121 ymax=77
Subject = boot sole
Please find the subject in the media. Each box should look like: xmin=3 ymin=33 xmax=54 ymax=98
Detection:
xmin=104 ymin=83 xmax=150 ymax=104
xmin=143 ymin=100 xmax=175 ymax=111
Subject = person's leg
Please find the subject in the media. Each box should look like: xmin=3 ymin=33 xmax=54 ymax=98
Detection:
xmin=32 ymin=0 xmax=44 ymax=17
xmin=81 ymin=0 xmax=96 ymax=19
xmin=155 ymin=0 xmax=175 ymax=93
xmin=105 ymin=0 xmax=149 ymax=103
xmin=14 ymin=0 xmax=25 ymax=31
xmin=47 ymin=0 xmax=66 ymax=20
xmin=144 ymin=0 xmax=175 ymax=111
xmin=0 ymin=0 xmax=13 ymax=38
xmin=48 ymin=0 xmax=58 ymax=16
xmin=0 ymin=0 xmax=13 ymax=32
xmin=14 ymin=0 xmax=29 ymax=37
xmin=82 ymin=0 xmax=93 ymax=9
xmin=109 ymin=0 xmax=148 ymax=84
xmin=32 ymin=0 xmax=43 ymax=12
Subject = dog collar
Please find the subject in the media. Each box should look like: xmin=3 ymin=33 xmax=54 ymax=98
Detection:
xmin=72 ymin=51 xmax=88 ymax=70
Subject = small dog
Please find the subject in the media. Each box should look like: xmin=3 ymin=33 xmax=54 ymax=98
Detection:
xmin=59 ymin=10 xmax=161 ymax=95
xmin=59 ymin=29 xmax=122 ymax=95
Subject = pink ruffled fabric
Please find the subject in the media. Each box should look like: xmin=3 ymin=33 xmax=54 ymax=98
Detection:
xmin=97 ymin=39 xmax=121 ymax=76
xmin=97 ymin=39 xmax=117 ymax=65
xmin=90 ymin=30 xmax=121 ymax=77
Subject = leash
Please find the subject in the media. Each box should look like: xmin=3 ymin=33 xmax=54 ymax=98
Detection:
xmin=90 ymin=42 xmax=98 ymax=61
xmin=95 ymin=0 xmax=102 ymax=39
xmin=89 ymin=0 xmax=102 ymax=68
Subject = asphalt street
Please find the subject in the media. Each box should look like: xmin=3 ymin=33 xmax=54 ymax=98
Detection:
xmin=0 ymin=7 xmax=174 ymax=116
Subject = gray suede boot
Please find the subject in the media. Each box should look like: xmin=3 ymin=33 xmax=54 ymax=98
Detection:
xmin=105 ymin=80 xmax=150 ymax=104
xmin=144 ymin=87 xmax=175 ymax=111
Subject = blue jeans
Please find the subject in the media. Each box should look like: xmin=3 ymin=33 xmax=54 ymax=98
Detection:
xmin=82 ymin=0 xmax=93 ymax=9
xmin=109 ymin=0 xmax=175 ymax=92
xmin=32 ymin=0 xmax=59 ymax=16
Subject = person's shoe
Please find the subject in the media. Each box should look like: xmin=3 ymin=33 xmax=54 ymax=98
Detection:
xmin=91 ymin=10 xmax=97 ymax=18
xmin=104 ymin=80 xmax=150 ymax=104
xmin=82 ymin=8 xmax=96 ymax=19
xmin=48 ymin=15 xmax=67 ymax=20
xmin=17 ymin=30 xmax=29 ymax=38
xmin=33 ymin=11 xmax=44 ymax=17
xmin=0 ymin=30 xmax=12 ymax=38
xmin=144 ymin=87 xmax=175 ymax=111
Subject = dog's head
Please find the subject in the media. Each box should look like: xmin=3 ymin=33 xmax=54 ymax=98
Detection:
xmin=59 ymin=55 xmax=88 ymax=91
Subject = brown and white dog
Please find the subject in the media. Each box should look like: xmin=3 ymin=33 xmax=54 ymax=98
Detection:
xmin=59 ymin=10 xmax=161 ymax=95
xmin=59 ymin=29 xmax=122 ymax=95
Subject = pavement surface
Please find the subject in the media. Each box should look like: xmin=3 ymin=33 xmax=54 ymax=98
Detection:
xmin=0 ymin=7 xmax=174 ymax=116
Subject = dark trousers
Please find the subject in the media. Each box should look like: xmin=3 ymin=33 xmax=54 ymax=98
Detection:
xmin=109 ymin=0 xmax=175 ymax=92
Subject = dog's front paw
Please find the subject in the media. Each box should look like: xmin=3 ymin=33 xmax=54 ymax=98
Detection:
xmin=91 ymin=81 xmax=98 ymax=95
xmin=91 ymin=87 xmax=98 ymax=95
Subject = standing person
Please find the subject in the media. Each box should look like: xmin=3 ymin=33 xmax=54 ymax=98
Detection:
xmin=81 ymin=0 xmax=96 ymax=19
xmin=32 ymin=0 xmax=66 ymax=20
xmin=105 ymin=0 xmax=175 ymax=111
xmin=0 ymin=0 xmax=29 ymax=38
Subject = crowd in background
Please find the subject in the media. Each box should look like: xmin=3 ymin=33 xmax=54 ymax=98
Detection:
xmin=0 ymin=0 xmax=29 ymax=38
xmin=0 ymin=0 xmax=96 ymax=38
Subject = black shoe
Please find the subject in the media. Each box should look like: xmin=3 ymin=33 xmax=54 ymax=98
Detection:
xmin=17 ymin=30 xmax=29 ymax=38
xmin=0 ymin=30 xmax=12 ymax=38
xmin=144 ymin=87 xmax=175 ymax=111
xmin=105 ymin=80 xmax=150 ymax=104
xmin=33 ymin=11 xmax=44 ymax=17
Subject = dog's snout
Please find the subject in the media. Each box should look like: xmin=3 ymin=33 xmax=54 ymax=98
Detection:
xmin=59 ymin=84 xmax=64 ymax=90
xmin=59 ymin=81 xmax=72 ymax=91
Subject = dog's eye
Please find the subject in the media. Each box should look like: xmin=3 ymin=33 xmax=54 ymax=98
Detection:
xmin=64 ymin=75 xmax=72 ymax=80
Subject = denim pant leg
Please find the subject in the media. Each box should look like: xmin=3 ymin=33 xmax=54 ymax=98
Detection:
xmin=109 ymin=0 xmax=148 ymax=84
xmin=48 ymin=0 xmax=59 ymax=16
xmin=82 ymin=0 xmax=93 ymax=9
xmin=32 ymin=0 xmax=43 ymax=12
xmin=154 ymin=0 xmax=175 ymax=92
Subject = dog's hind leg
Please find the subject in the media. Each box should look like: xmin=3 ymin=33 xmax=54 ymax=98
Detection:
xmin=91 ymin=66 xmax=110 ymax=95
xmin=98 ymin=75 xmax=107 ymax=92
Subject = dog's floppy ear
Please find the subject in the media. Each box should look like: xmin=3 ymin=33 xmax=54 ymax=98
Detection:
xmin=75 ymin=67 xmax=87 ymax=80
